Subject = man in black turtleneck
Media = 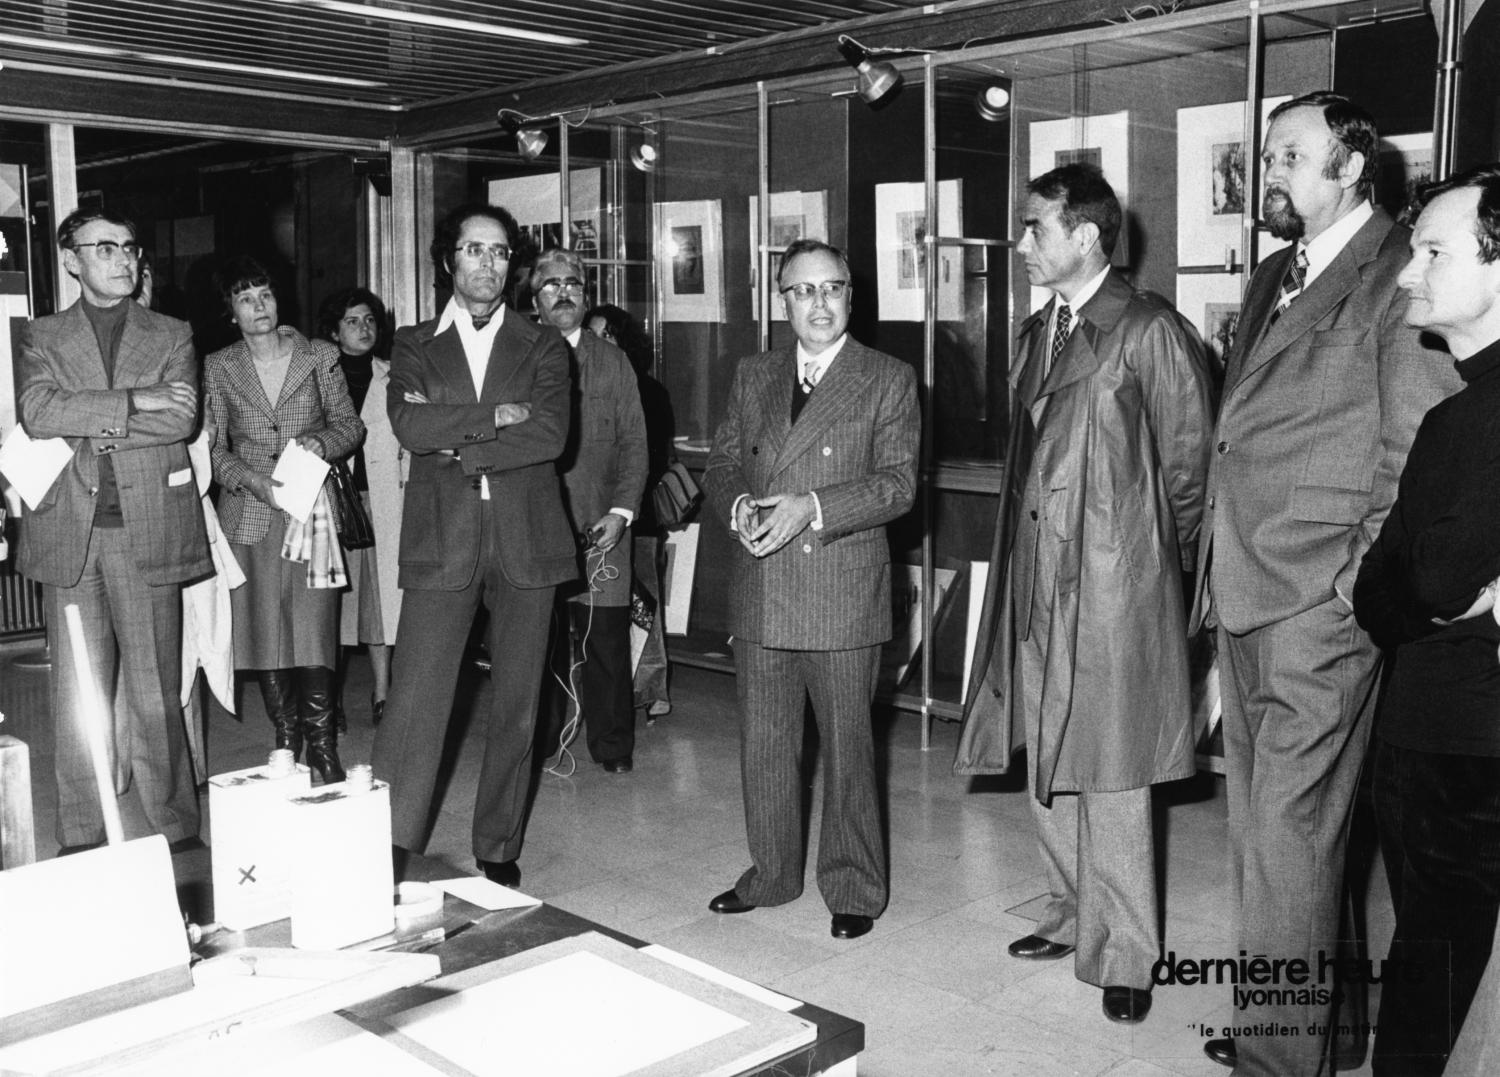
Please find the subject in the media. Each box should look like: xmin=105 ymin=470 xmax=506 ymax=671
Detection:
xmin=1354 ymin=164 xmax=1500 ymax=1076
xmin=16 ymin=209 xmax=209 ymax=855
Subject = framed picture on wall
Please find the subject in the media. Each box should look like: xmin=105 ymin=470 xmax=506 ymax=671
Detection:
xmin=1026 ymin=111 xmax=1129 ymax=311
xmin=747 ymin=189 xmax=828 ymax=321
xmin=1175 ymin=271 xmax=1243 ymax=374
xmin=873 ymin=180 xmax=963 ymax=323
xmin=1378 ymin=132 xmax=1434 ymax=221
xmin=1175 ymin=98 xmax=1289 ymax=269
xmin=655 ymin=200 xmax=725 ymax=323
xmin=487 ymin=169 xmax=603 ymax=263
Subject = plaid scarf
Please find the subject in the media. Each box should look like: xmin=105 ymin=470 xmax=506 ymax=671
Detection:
xmin=281 ymin=485 xmax=347 ymax=589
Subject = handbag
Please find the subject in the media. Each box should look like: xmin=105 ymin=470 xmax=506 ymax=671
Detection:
xmin=325 ymin=461 xmax=375 ymax=550
xmin=650 ymin=460 xmax=702 ymax=530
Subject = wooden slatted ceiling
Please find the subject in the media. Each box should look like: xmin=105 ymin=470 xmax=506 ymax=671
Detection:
xmin=0 ymin=0 xmax=929 ymax=109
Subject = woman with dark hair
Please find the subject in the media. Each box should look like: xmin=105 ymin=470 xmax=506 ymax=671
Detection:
xmin=206 ymin=256 xmax=364 ymax=783
xmin=319 ymin=286 xmax=398 ymax=725
xmin=587 ymin=303 xmax=676 ymax=720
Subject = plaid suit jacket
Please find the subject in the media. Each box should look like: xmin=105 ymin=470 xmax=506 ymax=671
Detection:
xmin=17 ymin=300 xmax=210 ymax=588
xmin=704 ymin=337 xmax=919 ymax=650
xmin=206 ymin=329 xmax=365 ymax=546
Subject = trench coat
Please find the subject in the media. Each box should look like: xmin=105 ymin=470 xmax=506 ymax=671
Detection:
xmin=953 ymin=271 xmax=1213 ymax=799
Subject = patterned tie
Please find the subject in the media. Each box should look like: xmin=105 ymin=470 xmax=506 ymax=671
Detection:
xmin=472 ymin=313 xmax=492 ymax=330
xmin=801 ymin=362 xmax=821 ymax=396
xmin=1046 ymin=303 xmax=1071 ymax=380
xmin=1271 ymin=248 xmax=1309 ymax=323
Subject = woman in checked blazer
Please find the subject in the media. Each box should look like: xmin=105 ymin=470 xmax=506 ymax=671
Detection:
xmin=206 ymin=256 xmax=364 ymax=783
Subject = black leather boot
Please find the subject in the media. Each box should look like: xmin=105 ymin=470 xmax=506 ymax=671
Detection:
xmin=298 ymin=666 xmax=346 ymax=784
xmin=258 ymin=668 xmax=301 ymax=762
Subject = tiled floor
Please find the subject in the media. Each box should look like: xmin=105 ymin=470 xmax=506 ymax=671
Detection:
xmin=1 ymin=638 xmax=1391 ymax=1076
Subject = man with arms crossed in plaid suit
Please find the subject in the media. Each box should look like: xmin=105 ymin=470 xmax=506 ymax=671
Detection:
xmin=17 ymin=208 xmax=210 ymax=853
xmin=703 ymin=239 xmax=919 ymax=941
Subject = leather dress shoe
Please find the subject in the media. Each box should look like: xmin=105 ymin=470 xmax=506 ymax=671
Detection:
xmin=168 ymin=836 xmax=207 ymax=855
xmin=371 ymin=694 xmax=385 ymax=726
xmin=602 ymin=758 xmax=633 ymax=774
xmin=1102 ymin=985 xmax=1152 ymax=1024
xmin=478 ymin=858 xmax=521 ymax=888
xmin=709 ymin=888 xmax=756 ymax=914
xmin=56 ymin=840 xmax=106 ymax=857
xmin=831 ymin=913 xmax=874 ymax=940
xmin=1008 ymin=933 xmax=1076 ymax=960
xmin=1203 ymin=1037 xmax=1235 ymax=1067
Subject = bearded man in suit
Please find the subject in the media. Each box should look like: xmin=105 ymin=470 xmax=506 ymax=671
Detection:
xmin=954 ymin=164 xmax=1213 ymax=1025
xmin=530 ymin=247 xmax=647 ymax=774
xmin=17 ymin=208 xmax=210 ymax=853
xmin=1195 ymin=92 xmax=1462 ymax=1075
xmin=702 ymin=238 xmax=919 ymax=941
xmin=372 ymin=203 xmax=575 ymax=889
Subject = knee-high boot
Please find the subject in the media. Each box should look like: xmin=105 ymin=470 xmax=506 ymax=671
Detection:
xmin=298 ymin=666 xmax=346 ymax=785
xmin=258 ymin=668 xmax=301 ymax=762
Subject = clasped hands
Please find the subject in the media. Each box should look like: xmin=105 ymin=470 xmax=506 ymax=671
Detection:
xmin=734 ymin=493 xmax=816 ymax=558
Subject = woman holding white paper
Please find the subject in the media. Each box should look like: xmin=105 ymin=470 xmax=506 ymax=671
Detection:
xmin=205 ymin=256 xmax=364 ymax=783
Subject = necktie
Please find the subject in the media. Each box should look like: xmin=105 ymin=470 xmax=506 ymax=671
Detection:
xmin=1046 ymin=303 xmax=1071 ymax=380
xmin=801 ymin=362 xmax=821 ymax=395
xmin=472 ymin=313 xmax=492 ymax=330
xmin=1271 ymin=249 xmax=1309 ymax=323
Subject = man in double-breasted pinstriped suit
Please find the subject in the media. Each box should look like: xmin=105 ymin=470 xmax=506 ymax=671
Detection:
xmin=18 ymin=209 xmax=210 ymax=851
xmin=372 ymin=204 xmax=576 ymax=890
xmin=703 ymin=239 xmax=919 ymax=940
xmin=1192 ymin=94 xmax=1461 ymax=1076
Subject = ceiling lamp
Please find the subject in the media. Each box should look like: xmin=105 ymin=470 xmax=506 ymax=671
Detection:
xmin=498 ymin=110 xmax=549 ymax=161
xmin=836 ymin=34 xmax=902 ymax=107
xmin=975 ymin=82 xmax=1011 ymax=121
xmin=630 ymin=137 xmax=658 ymax=173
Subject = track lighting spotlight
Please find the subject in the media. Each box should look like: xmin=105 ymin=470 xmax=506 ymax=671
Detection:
xmin=498 ymin=109 xmax=549 ymax=160
xmin=630 ymin=137 xmax=659 ymax=172
xmin=975 ymin=82 xmax=1011 ymax=121
xmin=836 ymin=34 xmax=902 ymax=107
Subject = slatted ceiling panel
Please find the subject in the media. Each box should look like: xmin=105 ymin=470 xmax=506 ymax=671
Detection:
xmin=0 ymin=0 xmax=927 ymax=110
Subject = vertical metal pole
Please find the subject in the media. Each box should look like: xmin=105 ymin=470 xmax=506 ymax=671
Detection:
xmin=388 ymin=144 xmax=419 ymax=327
xmin=560 ymin=120 xmax=572 ymax=250
xmin=1241 ymin=0 xmax=1264 ymax=292
xmin=920 ymin=56 xmax=937 ymax=751
xmin=1433 ymin=0 xmax=1463 ymax=179
xmin=45 ymin=125 xmax=78 ymax=310
xmin=758 ymin=82 xmax=771 ymax=353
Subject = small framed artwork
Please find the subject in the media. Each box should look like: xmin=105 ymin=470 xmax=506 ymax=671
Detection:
xmin=655 ymin=200 xmax=725 ymax=323
xmin=873 ymin=180 xmax=964 ymax=322
xmin=1378 ymin=133 xmax=1434 ymax=222
xmin=1176 ymin=271 xmax=1244 ymax=374
xmin=1175 ymin=98 xmax=1289 ymax=269
xmin=747 ymin=190 xmax=828 ymax=321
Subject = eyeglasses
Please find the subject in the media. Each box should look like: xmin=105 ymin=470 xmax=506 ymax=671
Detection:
xmin=71 ymin=240 xmax=142 ymax=262
xmin=780 ymin=280 xmax=850 ymax=303
xmin=455 ymin=242 xmax=512 ymax=263
xmin=537 ymin=277 xmax=585 ymax=296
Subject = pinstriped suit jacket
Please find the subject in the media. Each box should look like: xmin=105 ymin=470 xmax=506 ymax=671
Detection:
xmin=704 ymin=338 xmax=920 ymax=651
xmin=17 ymin=300 xmax=210 ymax=588
xmin=205 ymin=329 xmax=365 ymax=546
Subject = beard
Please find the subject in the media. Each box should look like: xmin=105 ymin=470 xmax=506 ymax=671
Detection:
xmin=1263 ymin=187 xmax=1306 ymax=241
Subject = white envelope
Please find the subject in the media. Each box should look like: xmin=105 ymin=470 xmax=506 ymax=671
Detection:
xmin=0 ymin=425 xmax=75 ymax=510
xmin=270 ymin=439 xmax=331 ymax=523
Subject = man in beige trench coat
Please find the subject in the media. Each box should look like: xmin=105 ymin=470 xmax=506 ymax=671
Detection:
xmin=954 ymin=164 xmax=1213 ymax=1024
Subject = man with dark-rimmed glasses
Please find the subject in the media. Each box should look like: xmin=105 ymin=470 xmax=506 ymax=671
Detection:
xmin=373 ymin=203 xmax=575 ymax=889
xmin=17 ymin=208 xmax=210 ymax=855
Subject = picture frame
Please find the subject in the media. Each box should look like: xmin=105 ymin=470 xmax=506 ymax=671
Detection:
xmin=1378 ymin=132 xmax=1434 ymax=221
xmin=1175 ymin=271 xmax=1244 ymax=373
xmin=873 ymin=180 xmax=963 ymax=322
xmin=486 ymin=169 xmax=603 ymax=262
xmin=1175 ymin=98 xmax=1289 ymax=268
xmin=655 ymin=200 xmax=725 ymax=323
xmin=747 ymin=190 xmax=828 ymax=321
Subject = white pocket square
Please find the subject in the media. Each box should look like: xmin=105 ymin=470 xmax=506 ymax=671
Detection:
xmin=168 ymin=467 xmax=192 ymax=487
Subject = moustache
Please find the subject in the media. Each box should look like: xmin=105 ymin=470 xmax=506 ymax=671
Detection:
xmin=552 ymin=299 xmax=577 ymax=309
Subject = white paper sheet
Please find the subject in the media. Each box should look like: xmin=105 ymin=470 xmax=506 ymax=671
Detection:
xmin=270 ymin=439 xmax=330 ymax=523
xmin=432 ymin=875 xmax=542 ymax=910
xmin=640 ymin=945 xmax=800 ymax=1012
xmin=387 ymin=950 xmax=746 ymax=1077
xmin=0 ymin=424 xmax=74 ymax=510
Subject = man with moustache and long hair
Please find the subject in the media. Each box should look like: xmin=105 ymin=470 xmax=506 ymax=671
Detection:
xmin=1191 ymin=93 xmax=1462 ymax=1076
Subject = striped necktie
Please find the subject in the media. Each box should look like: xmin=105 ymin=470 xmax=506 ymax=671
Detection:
xmin=1271 ymin=249 xmax=1309 ymax=323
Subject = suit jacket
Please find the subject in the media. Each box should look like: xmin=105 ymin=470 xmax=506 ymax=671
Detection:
xmin=387 ymin=307 xmax=576 ymax=592
xmin=1195 ymin=208 xmax=1461 ymax=635
xmin=703 ymin=337 xmax=919 ymax=651
xmin=205 ymin=329 xmax=365 ymax=546
xmin=556 ymin=330 xmax=648 ymax=606
xmin=954 ymin=272 xmax=1214 ymax=792
xmin=17 ymin=300 xmax=210 ymax=588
